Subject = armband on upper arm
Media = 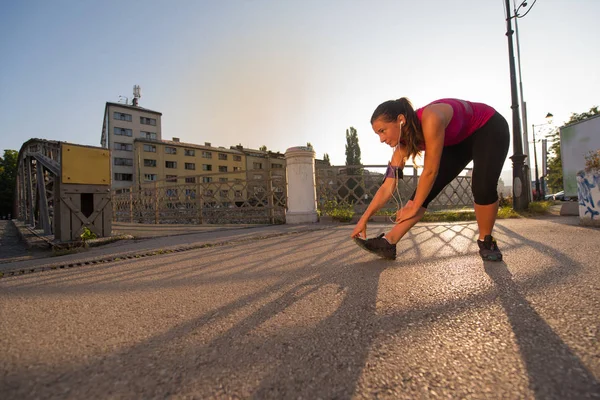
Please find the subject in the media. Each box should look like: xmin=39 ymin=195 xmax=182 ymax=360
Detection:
xmin=382 ymin=164 xmax=403 ymax=184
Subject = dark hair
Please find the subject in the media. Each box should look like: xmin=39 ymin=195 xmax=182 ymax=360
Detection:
xmin=370 ymin=97 xmax=424 ymax=162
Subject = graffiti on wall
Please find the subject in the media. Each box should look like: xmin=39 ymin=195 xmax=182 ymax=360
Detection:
xmin=577 ymin=171 xmax=600 ymax=220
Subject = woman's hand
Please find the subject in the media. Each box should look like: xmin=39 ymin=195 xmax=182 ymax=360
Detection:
xmin=351 ymin=219 xmax=367 ymax=239
xmin=395 ymin=201 xmax=420 ymax=224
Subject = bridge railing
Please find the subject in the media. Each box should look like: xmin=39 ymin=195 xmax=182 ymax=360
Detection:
xmin=315 ymin=164 xmax=473 ymax=214
xmin=112 ymin=170 xmax=287 ymax=225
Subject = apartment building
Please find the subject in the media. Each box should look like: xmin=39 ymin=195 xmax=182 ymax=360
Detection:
xmin=100 ymin=102 xmax=162 ymax=190
xmin=230 ymin=146 xmax=286 ymax=202
xmin=134 ymin=139 xmax=246 ymax=205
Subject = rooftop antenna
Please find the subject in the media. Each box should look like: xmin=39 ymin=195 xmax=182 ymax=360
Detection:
xmin=133 ymin=85 xmax=141 ymax=106
xmin=118 ymin=95 xmax=129 ymax=105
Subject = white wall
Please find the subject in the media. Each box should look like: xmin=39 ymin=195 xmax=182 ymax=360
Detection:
xmin=560 ymin=115 xmax=600 ymax=196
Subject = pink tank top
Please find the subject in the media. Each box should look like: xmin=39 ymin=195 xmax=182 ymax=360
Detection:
xmin=416 ymin=98 xmax=496 ymax=147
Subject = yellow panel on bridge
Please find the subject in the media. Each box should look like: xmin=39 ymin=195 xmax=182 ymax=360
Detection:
xmin=61 ymin=143 xmax=110 ymax=185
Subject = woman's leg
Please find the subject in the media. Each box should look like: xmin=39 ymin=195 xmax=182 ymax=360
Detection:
xmin=470 ymin=112 xmax=510 ymax=241
xmin=384 ymin=201 xmax=426 ymax=243
xmin=386 ymin=144 xmax=473 ymax=244
xmin=474 ymin=202 xmax=499 ymax=240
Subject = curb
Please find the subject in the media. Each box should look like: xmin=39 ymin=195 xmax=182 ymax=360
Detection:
xmin=0 ymin=226 xmax=328 ymax=279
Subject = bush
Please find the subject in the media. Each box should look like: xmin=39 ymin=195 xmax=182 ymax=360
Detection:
xmin=80 ymin=226 xmax=97 ymax=242
xmin=321 ymin=199 xmax=355 ymax=222
xmin=499 ymin=193 xmax=513 ymax=208
xmin=584 ymin=149 xmax=600 ymax=173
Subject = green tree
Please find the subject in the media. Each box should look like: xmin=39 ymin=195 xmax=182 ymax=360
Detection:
xmin=323 ymin=153 xmax=330 ymax=165
xmin=343 ymin=127 xmax=363 ymax=202
xmin=259 ymin=145 xmax=267 ymax=151
xmin=345 ymin=127 xmax=361 ymax=172
xmin=306 ymin=142 xmax=313 ymax=149
xmin=0 ymin=150 xmax=19 ymax=217
xmin=546 ymin=106 xmax=599 ymax=192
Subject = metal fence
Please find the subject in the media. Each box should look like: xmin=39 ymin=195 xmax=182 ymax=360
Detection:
xmin=112 ymin=164 xmax=474 ymax=225
xmin=316 ymin=164 xmax=474 ymax=214
xmin=113 ymin=170 xmax=287 ymax=224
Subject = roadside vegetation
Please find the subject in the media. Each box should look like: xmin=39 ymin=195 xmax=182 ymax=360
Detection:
xmin=319 ymin=196 xmax=557 ymax=223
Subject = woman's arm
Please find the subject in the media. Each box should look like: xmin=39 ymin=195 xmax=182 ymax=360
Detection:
xmin=351 ymin=145 xmax=407 ymax=238
xmin=397 ymin=104 xmax=452 ymax=221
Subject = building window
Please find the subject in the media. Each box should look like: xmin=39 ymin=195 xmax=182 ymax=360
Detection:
xmin=166 ymin=175 xmax=177 ymax=182
xmin=114 ymin=157 xmax=133 ymax=166
xmin=185 ymin=163 xmax=195 ymax=170
xmin=202 ymin=151 xmax=212 ymax=159
xmin=166 ymin=161 xmax=177 ymax=169
xmin=114 ymin=142 xmax=133 ymax=151
xmin=144 ymin=174 xmax=157 ymax=181
xmin=202 ymin=164 xmax=212 ymax=171
xmin=114 ymin=112 xmax=132 ymax=121
xmin=144 ymin=159 xmax=157 ymax=167
xmin=235 ymin=190 xmax=242 ymax=198
xmin=218 ymin=153 xmax=228 ymax=160
xmin=253 ymin=162 xmax=263 ymax=169
xmin=165 ymin=146 xmax=177 ymax=154
xmin=220 ymin=190 xmax=229 ymax=197
xmin=140 ymin=116 xmax=157 ymax=126
xmin=166 ymin=188 xmax=178 ymax=197
xmin=202 ymin=177 xmax=212 ymax=183
xmin=114 ymin=173 xmax=133 ymax=181
xmin=141 ymin=131 xmax=157 ymax=140
xmin=204 ymin=189 xmax=214 ymax=196
xmin=233 ymin=155 xmax=242 ymax=162
xmin=114 ymin=127 xmax=133 ymax=137
xmin=233 ymin=166 xmax=241 ymax=172
xmin=184 ymin=149 xmax=195 ymax=156
xmin=272 ymin=163 xmax=283 ymax=169
xmin=143 ymin=144 xmax=156 ymax=152
xmin=254 ymin=174 xmax=263 ymax=180
xmin=185 ymin=177 xmax=196 ymax=183
xmin=219 ymin=177 xmax=228 ymax=182
xmin=218 ymin=166 xmax=227 ymax=173
xmin=185 ymin=189 xmax=196 ymax=197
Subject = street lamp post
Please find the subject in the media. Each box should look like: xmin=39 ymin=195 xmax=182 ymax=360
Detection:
xmin=531 ymin=113 xmax=553 ymax=200
xmin=532 ymin=124 xmax=541 ymax=200
xmin=504 ymin=0 xmax=528 ymax=211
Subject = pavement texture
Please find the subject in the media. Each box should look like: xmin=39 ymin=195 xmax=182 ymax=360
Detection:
xmin=1 ymin=215 xmax=599 ymax=399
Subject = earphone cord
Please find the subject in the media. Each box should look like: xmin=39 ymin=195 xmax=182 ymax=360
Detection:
xmin=388 ymin=143 xmax=404 ymax=224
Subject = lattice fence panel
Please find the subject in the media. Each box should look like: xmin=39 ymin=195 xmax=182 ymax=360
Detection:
xmin=112 ymin=171 xmax=286 ymax=224
xmin=316 ymin=165 xmax=473 ymax=214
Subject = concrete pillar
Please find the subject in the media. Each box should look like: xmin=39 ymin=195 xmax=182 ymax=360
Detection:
xmin=285 ymin=146 xmax=318 ymax=224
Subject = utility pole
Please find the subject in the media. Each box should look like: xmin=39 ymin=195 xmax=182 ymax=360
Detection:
xmin=505 ymin=0 xmax=528 ymax=211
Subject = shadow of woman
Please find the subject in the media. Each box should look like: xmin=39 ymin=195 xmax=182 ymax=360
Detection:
xmin=484 ymin=261 xmax=600 ymax=399
xmin=249 ymin=258 xmax=390 ymax=399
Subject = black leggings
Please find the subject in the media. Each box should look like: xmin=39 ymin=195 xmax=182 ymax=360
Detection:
xmin=412 ymin=112 xmax=510 ymax=208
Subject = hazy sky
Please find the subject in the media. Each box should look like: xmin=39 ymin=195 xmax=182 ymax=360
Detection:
xmin=1 ymin=0 xmax=598 ymax=179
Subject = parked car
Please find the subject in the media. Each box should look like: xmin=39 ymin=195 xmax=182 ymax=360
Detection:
xmin=553 ymin=191 xmax=577 ymax=201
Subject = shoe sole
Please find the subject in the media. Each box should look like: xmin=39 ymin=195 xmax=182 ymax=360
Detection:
xmin=481 ymin=254 xmax=503 ymax=261
xmin=353 ymin=237 xmax=396 ymax=260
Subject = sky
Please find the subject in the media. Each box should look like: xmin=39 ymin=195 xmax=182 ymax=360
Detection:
xmin=1 ymin=0 xmax=599 ymax=184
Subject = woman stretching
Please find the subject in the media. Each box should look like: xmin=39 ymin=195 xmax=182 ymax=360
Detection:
xmin=351 ymin=97 xmax=509 ymax=261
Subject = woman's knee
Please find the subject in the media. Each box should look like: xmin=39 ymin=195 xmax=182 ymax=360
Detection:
xmin=473 ymin=188 xmax=498 ymax=205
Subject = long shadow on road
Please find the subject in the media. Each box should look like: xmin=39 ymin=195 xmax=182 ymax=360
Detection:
xmin=2 ymin=223 xmax=599 ymax=398
xmin=485 ymin=261 xmax=600 ymax=399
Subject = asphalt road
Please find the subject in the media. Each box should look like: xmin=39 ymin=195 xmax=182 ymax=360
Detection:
xmin=1 ymin=216 xmax=599 ymax=399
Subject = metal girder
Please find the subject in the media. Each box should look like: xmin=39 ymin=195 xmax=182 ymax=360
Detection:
xmin=36 ymin=161 xmax=52 ymax=234
xmin=33 ymin=153 xmax=60 ymax=176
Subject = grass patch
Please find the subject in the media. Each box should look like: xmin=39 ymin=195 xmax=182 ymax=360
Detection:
xmin=497 ymin=206 xmax=521 ymax=219
xmin=374 ymin=201 xmax=554 ymax=223
xmin=526 ymin=200 xmax=554 ymax=215
xmin=421 ymin=209 xmax=476 ymax=222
